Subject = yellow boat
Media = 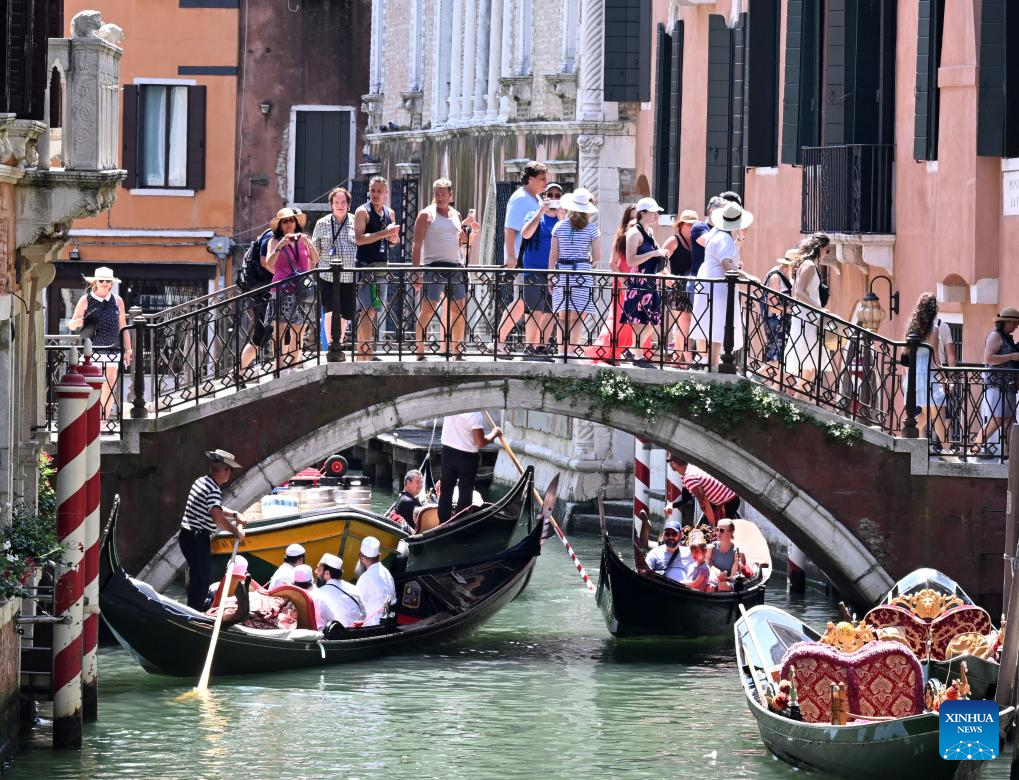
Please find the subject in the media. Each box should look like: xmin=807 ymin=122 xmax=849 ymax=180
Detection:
xmin=210 ymin=507 xmax=408 ymax=585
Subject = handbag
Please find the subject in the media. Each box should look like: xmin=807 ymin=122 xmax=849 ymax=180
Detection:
xmin=282 ymin=240 xmax=315 ymax=303
xmin=818 ymin=280 xmax=830 ymax=308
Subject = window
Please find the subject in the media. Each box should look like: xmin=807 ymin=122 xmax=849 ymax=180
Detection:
xmin=287 ymin=106 xmax=355 ymax=209
xmin=914 ymin=0 xmax=945 ymax=160
xmin=122 ymin=82 xmax=207 ymax=191
xmin=781 ymin=0 xmax=824 ymax=165
xmin=603 ymin=0 xmax=651 ymax=102
xmin=652 ymin=21 xmax=683 ymax=213
xmin=705 ymin=14 xmax=747 ymax=205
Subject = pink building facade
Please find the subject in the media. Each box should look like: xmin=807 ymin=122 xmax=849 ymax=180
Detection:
xmin=635 ymin=0 xmax=1018 ymax=363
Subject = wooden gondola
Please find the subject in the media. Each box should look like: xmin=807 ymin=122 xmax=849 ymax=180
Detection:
xmin=864 ymin=568 xmax=1002 ymax=700
xmin=595 ymin=501 xmax=772 ymax=637
xmin=99 ymin=476 xmax=543 ymax=678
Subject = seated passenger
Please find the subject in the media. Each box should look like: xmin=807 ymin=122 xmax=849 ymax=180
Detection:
xmin=644 ymin=519 xmax=692 ymax=581
xmin=292 ymin=564 xmax=315 ymax=590
xmin=708 ymin=519 xmax=739 ymax=592
xmin=356 ymin=536 xmax=396 ymax=626
xmin=206 ymin=555 xmax=249 ymax=608
xmin=682 ymin=533 xmax=713 ymax=591
xmin=312 ymin=552 xmax=366 ymax=630
xmin=391 ymin=469 xmax=424 ymax=531
xmin=277 ymin=564 xmax=317 ymax=630
xmin=268 ymin=543 xmax=306 ymax=590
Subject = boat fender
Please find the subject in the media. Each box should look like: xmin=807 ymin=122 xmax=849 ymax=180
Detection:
xmin=316 ymin=640 xmax=325 ymax=660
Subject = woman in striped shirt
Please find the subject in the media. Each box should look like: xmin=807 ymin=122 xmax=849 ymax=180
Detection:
xmin=548 ymin=189 xmax=600 ymax=361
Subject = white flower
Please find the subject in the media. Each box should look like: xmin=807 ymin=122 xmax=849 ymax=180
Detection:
xmin=2 ymin=540 xmax=10 ymax=551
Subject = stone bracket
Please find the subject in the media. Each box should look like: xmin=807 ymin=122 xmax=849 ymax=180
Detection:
xmin=829 ymin=233 xmax=896 ymax=274
xmin=498 ymin=76 xmax=533 ymax=120
xmin=400 ymin=90 xmax=424 ymax=130
xmin=544 ymin=72 xmax=577 ymax=117
xmin=361 ymin=93 xmax=384 ymax=133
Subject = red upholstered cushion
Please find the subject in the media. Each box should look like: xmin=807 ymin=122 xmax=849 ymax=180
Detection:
xmin=930 ymin=606 xmax=993 ymax=660
xmin=267 ymin=585 xmax=317 ymax=630
xmin=863 ymin=605 xmax=928 ymax=656
xmin=849 ymin=643 xmax=924 ymax=718
xmin=780 ymin=643 xmax=852 ymax=724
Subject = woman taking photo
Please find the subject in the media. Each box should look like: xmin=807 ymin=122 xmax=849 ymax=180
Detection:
xmin=264 ymin=208 xmax=319 ymax=372
xmin=620 ymin=197 xmax=669 ymax=367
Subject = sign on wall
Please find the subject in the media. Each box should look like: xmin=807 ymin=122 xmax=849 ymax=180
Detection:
xmin=1004 ymin=169 xmax=1019 ymax=216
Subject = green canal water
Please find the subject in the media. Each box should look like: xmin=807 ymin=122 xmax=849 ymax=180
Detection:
xmin=9 ymin=525 xmax=1016 ymax=778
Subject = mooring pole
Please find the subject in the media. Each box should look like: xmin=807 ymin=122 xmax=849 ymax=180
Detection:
xmin=78 ymin=344 xmax=103 ymax=722
xmin=633 ymin=438 xmax=651 ymax=534
xmin=994 ymin=426 xmax=1019 ymax=775
xmin=53 ymin=357 xmax=89 ymax=749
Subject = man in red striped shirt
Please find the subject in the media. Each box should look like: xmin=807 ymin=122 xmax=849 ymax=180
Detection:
xmin=665 ymin=453 xmax=740 ymax=527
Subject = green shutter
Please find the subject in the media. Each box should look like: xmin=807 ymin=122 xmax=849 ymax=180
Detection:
xmin=746 ymin=0 xmax=781 ymax=168
xmin=653 ymin=23 xmax=672 ymax=207
xmin=914 ymin=0 xmax=944 ymax=161
xmin=705 ymin=15 xmax=734 ymax=205
xmin=781 ymin=0 xmax=822 ymax=165
xmin=668 ymin=21 xmax=685 ymax=214
xmin=977 ymin=0 xmax=1007 ymax=156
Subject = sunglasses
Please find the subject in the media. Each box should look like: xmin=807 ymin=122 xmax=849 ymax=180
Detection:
xmin=96 ymin=280 xmax=113 ymax=284
xmin=663 ymin=530 xmax=680 ymax=537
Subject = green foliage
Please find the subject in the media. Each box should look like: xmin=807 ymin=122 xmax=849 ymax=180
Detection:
xmin=0 ymin=453 xmax=64 ymax=600
xmin=536 ymin=370 xmax=864 ymax=445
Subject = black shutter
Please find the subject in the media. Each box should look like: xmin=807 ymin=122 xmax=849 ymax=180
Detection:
xmin=638 ymin=0 xmax=652 ymax=102
xmin=913 ymin=0 xmax=944 ymax=160
xmin=493 ymin=181 xmax=517 ymax=265
xmin=667 ymin=21 xmax=684 ymax=214
xmin=652 ymin=23 xmax=673 ymax=207
xmin=186 ymin=85 xmax=206 ymax=190
xmin=746 ymin=0 xmax=780 ymax=168
xmin=293 ymin=111 xmax=348 ymax=204
xmin=122 ymin=85 xmax=139 ymax=188
xmin=5 ymin=0 xmax=31 ymax=115
xmin=604 ymin=0 xmax=651 ymax=102
xmin=704 ymin=14 xmax=746 ymax=206
xmin=28 ymin=0 xmax=49 ymax=120
xmin=731 ymin=14 xmax=747 ymax=197
xmin=780 ymin=0 xmax=822 ymax=165
xmin=977 ymin=0 xmax=1019 ymax=158
xmin=823 ymin=0 xmax=847 ymax=146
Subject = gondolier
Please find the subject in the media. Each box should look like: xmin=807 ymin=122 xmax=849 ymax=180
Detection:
xmin=665 ymin=453 xmax=739 ymax=526
xmin=437 ymin=412 xmax=501 ymax=523
xmin=179 ymin=449 xmax=248 ymax=610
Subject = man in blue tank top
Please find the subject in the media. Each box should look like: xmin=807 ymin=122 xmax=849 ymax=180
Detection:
xmin=353 ymin=176 xmax=401 ymax=360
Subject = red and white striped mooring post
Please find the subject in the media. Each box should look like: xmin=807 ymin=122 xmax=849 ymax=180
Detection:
xmin=633 ymin=438 xmax=652 ymax=532
xmin=665 ymin=454 xmax=682 ymax=518
xmin=79 ymin=351 xmax=103 ymax=722
xmin=787 ymin=542 xmax=807 ymax=593
xmin=53 ymin=357 xmax=90 ymax=749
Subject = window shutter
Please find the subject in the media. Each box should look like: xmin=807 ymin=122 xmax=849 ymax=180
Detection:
xmin=913 ymin=0 xmax=944 ymax=160
xmin=652 ymin=23 xmax=673 ymax=207
xmin=780 ymin=0 xmax=821 ymax=165
xmin=731 ymin=13 xmax=747 ymax=198
xmin=668 ymin=21 xmax=685 ymax=214
xmin=638 ymin=0 xmax=652 ymax=103
xmin=704 ymin=14 xmax=746 ymax=206
xmin=185 ymin=85 xmax=206 ymax=190
xmin=977 ymin=0 xmax=1019 ymax=158
xmin=746 ymin=0 xmax=780 ymax=168
xmin=823 ymin=0 xmax=847 ymax=146
xmin=603 ymin=0 xmax=649 ymax=102
xmin=121 ymin=84 xmax=139 ymax=188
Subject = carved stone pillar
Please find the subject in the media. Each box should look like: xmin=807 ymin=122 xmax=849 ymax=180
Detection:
xmin=460 ymin=0 xmax=478 ymax=120
xmin=578 ymin=0 xmax=605 ymax=121
xmin=369 ymin=0 xmax=385 ymax=94
xmin=447 ymin=0 xmax=465 ymax=123
xmin=473 ymin=0 xmax=491 ymax=121
xmin=485 ymin=0 xmax=503 ymax=120
xmin=431 ymin=0 xmax=452 ymax=124
xmin=578 ymin=134 xmax=604 ymax=197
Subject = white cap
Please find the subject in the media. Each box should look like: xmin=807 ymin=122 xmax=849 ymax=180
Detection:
xmin=320 ymin=552 xmax=343 ymax=571
xmin=635 ymin=196 xmax=664 ymax=214
xmin=360 ymin=536 xmax=381 ymax=558
xmin=285 ymin=543 xmax=306 ymax=558
xmin=293 ymin=564 xmax=313 ymax=584
xmin=232 ymin=555 xmax=248 ymax=576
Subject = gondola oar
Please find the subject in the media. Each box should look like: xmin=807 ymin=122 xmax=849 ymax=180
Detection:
xmin=194 ymin=537 xmax=242 ymax=693
xmin=484 ymin=411 xmax=596 ymax=593
xmin=738 ymin=603 xmax=775 ymax=702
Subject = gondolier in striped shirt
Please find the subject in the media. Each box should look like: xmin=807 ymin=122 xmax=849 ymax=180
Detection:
xmin=178 ymin=449 xmax=248 ymax=610
xmin=665 ymin=453 xmax=740 ymax=527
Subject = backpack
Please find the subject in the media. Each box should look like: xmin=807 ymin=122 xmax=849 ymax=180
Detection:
xmin=235 ymin=229 xmax=274 ymax=291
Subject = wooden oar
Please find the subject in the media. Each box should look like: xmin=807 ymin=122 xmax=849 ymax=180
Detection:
xmin=195 ymin=537 xmax=241 ymax=693
xmin=739 ymin=603 xmax=776 ymax=702
xmin=484 ymin=411 xmax=596 ymax=593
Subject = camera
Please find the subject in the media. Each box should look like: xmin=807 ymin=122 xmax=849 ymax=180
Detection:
xmin=547 ymin=199 xmax=561 ymax=209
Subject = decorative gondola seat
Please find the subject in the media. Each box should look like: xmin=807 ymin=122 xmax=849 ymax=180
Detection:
xmin=864 ymin=602 xmax=993 ymax=661
xmin=267 ymin=584 xmax=318 ymax=630
xmin=861 ymin=605 xmax=927 ymax=656
xmin=781 ymin=641 xmax=923 ymax=723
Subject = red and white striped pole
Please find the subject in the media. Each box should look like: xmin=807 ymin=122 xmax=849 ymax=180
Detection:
xmin=787 ymin=542 xmax=807 ymax=593
xmin=633 ymin=437 xmax=651 ymax=533
xmin=665 ymin=454 xmax=682 ymax=518
xmin=79 ymin=352 xmax=103 ymax=722
xmin=53 ymin=359 xmax=90 ymax=749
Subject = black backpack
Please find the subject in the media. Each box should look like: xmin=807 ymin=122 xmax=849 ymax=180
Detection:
xmin=235 ymin=229 xmax=274 ymax=291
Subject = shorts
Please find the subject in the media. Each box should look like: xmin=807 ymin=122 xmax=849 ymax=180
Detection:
xmin=981 ymin=385 xmax=1017 ymax=421
xmin=91 ymin=349 xmax=122 ymax=366
xmin=664 ymin=284 xmax=693 ymax=313
xmin=423 ymin=263 xmax=467 ymax=302
xmin=319 ymin=279 xmax=356 ymax=320
xmin=265 ymin=287 xmax=308 ymax=325
xmin=355 ymin=265 xmax=387 ymax=312
xmin=522 ymin=272 xmax=551 ymax=313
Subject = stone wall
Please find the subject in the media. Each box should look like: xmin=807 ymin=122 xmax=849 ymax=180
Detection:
xmin=0 ymin=604 xmax=22 ymax=766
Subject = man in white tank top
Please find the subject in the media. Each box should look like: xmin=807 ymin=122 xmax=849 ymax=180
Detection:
xmin=412 ymin=178 xmax=478 ymax=359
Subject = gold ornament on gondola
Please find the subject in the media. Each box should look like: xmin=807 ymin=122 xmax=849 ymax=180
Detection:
xmin=890 ymin=588 xmax=963 ymax=620
xmin=945 ymin=632 xmax=992 ymax=660
xmin=819 ymin=620 xmax=876 ymax=653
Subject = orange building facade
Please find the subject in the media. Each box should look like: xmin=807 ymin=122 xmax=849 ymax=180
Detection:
xmin=633 ymin=0 xmax=1018 ymax=363
xmin=49 ymin=0 xmax=239 ymax=332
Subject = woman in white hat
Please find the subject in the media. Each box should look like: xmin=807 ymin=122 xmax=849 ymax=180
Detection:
xmin=68 ymin=266 xmax=131 ymax=419
xmin=689 ymin=201 xmax=752 ymax=366
xmin=548 ymin=188 xmax=600 ymax=360
xmin=265 ymin=208 xmax=319 ymax=373
xmin=620 ymin=196 xmax=670 ymax=366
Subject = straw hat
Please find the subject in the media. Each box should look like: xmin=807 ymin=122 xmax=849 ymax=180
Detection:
xmin=776 ymin=249 xmax=800 ymax=266
xmin=84 ymin=266 xmax=121 ymax=284
xmin=995 ymin=308 xmax=1019 ymax=323
xmin=560 ymin=188 xmax=598 ymax=214
xmin=676 ymin=209 xmax=699 ymax=224
xmin=205 ymin=449 xmax=242 ymax=469
xmin=710 ymin=201 xmax=754 ymax=231
xmin=270 ymin=207 xmax=307 ymax=231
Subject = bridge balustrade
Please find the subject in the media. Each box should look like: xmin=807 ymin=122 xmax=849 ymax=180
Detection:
xmin=41 ymin=265 xmax=1019 ymax=462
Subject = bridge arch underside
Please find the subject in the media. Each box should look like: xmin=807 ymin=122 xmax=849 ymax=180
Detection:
xmin=224 ymin=379 xmax=893 ymax=607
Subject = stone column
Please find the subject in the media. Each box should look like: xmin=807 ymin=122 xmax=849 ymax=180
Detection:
xmin=560 ymin=0 xmax=579 ymax=73
xmin=578 ymin=134 xmax=603 ymax=198
xmin=370 ymin=0 xmax=385 ymax=94
xmin=498 ymin=0 xmax=513 ymax=118
xmin=578 ymin=0 xmax=605 ymax=121
xmin=447 ymin=0 xmax=465 ymax=123
xmin=460 ymin=0 xmax=478 ymax=119
xmin=473 ymin=0 xmax=491 ymax=121
xmin=485 ymin=0 xmax=504 ymax=120
xmin=410 ymin=0 xmax=424 ymax=91
xmin=431 ymin=0 xmax=451 ymax=124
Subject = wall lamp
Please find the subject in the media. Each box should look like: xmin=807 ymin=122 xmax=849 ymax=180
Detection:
xmin=259 ymin=101 xmax=272 ymax=117
xmin=69 ymin=243 xmax=81 ymax=261
xmin=856 ymin=275 xmax=899 ymax=332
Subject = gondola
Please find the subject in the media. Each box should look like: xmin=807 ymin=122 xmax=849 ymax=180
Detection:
xmin=863 ymin=568 xmax=1001 ymax=699
xmin=595 ymin=499 xmax=771 ymax=637
xmin=99 ymin=472 xmax=544 ymax=678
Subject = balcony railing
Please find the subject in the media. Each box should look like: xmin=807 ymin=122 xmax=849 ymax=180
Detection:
xmin=801 ymin=144 xmax=894 ymax=235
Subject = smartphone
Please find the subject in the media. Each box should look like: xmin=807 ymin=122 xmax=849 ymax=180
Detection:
xmin=467 ymin=208 xmax=476 ymax=221
xmin=547 ymin=199 xmax=561 ymax=209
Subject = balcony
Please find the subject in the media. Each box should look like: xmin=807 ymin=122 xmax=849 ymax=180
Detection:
xmin=801 ymin=144 xmax=894 ymax=235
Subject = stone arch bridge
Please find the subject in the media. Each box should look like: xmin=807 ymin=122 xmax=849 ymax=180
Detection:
xmin=101 ymin=362 xmax=1007 ymax=612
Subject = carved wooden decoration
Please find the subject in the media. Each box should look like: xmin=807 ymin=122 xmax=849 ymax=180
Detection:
xmin=819 ymin=620 xmax=877 ymax=654
xmin=890 ymin=588 xmax=963 ymax=620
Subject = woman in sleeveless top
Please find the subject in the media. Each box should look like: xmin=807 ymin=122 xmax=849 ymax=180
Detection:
xmin=549 ymin=189 xmax=600 ymax=362
xmin=586 ymin=204 xmax=636 ymax=363
xmin=902 ymin=293 xmax=948 ymax=450
xmin=620 ymin=200 xmax=669 ymax=366
xmin=660 ymin=209 xmax=698 ymax=364
xmin=974 ymin=308 xmax=1019 ymax=457
xmin=411 ymin=178 xmax=478 ymax=360
xmin=68 ymin=266 xmax=131 ymax=420
xmin=265 ymin=208 xmax=319 ymax=373
xmin=783 ymin=250 xmax=823 ymax=384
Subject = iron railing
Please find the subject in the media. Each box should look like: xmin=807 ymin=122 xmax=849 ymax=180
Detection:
xmin=801 ymin=144 xmax=894 ymax=234
xmin=42 ymin=266 xmax=1017 ymax=462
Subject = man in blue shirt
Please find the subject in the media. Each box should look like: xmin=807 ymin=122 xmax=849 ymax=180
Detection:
xmin=519 ymin=182 xmax=564 ymax=359
xmin=497 ymin=161 xmax=548 ymax=355
xmin=644 ymin=518 xmax=693 ymax=582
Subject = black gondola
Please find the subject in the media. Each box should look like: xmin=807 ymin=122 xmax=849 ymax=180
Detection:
xmin=595 ymin=498 xmax=772 ymax=637
xmin=100 ymin=472 xmax=543 ymax=678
